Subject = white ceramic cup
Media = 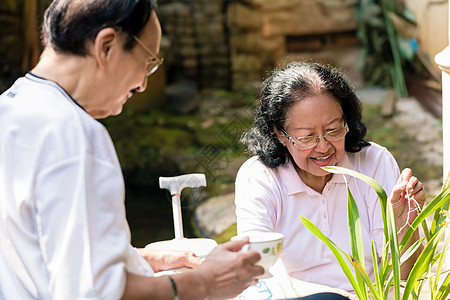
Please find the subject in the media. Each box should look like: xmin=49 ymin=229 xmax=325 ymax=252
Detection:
xmin=232 ymin=232 xmax=284 ymax=277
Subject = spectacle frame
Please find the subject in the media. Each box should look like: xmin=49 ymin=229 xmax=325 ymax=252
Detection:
xmin=282 ymin=124 xmax=349 ymax=151
xmin=132 ymin=35 xmax=164 ymax=76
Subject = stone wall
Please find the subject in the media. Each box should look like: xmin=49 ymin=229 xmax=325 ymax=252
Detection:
xmin=0 ymin=0 xmax=358 ymax=94
xmin=227 ymin=0 xmax=358 ymax=90
xmin=158 ymin=0 xmax=231 ymax=90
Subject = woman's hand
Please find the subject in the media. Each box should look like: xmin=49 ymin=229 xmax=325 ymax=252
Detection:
xmin=137 ymin=248 xmax=202 ymax=273
xmin=388 ymin=168 xmax=426 ymax=279
xmin=389 ymin=168 xmax=426 ymax=233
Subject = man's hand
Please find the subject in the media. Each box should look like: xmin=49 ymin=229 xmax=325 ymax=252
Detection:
xmin=192 ymin=237 xmax=264 ymax=299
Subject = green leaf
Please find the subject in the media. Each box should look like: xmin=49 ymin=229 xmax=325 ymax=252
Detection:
xmin=433 ymin=229 xmax=450 ymax=296
xmin=347 ymin=183 xmax=368 ymax=298
xmin=351 ymin=257 xmax=382 ymax=300
xmin=347 ymin=185 xmax=365 ymax=268
xmin=322 ymin=166 xmax=389 ymax=239
xmin=402 ymin=229 xmax=445 ymax=299
xmin=386 ymin=198 xmax=401 ymax=299
xmin=400 ymin=186 xmax=450 ymax=249
xmin=299 ymin=216 xmax=363 ymax=298
xmin=436 ymin=271 xmax=450 ymax=300
xmin=397 ymin=36 xmax=415 ymax=61
xmin=371 ymin=241 xmax=383 ymax=295
xmin=429 ymin=175 xmax=450 ymax=237
xmin=400 ymin=237 xmax=424 ymax=265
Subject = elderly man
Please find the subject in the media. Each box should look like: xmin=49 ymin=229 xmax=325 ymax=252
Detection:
xmin=0 ymin=0 xmax=263 ymax=299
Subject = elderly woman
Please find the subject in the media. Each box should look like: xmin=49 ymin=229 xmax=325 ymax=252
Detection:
xmin=235 ymin=62 xmax=425 ymax=293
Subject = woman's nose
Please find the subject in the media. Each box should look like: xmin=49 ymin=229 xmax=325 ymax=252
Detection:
xmin=314 ymin=135 xmax=331 ymax=152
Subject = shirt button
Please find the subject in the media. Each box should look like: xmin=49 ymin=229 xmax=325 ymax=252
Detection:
xmin=323 ymin=213 xmax=327 ymax=219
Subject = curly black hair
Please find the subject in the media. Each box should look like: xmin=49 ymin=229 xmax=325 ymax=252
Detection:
xmin=242 ymin=62 xmax=370 ymax=168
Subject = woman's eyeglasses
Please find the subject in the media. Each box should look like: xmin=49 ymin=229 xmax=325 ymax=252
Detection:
xmin=282 ymin=124 xmax=349 ymax=151
xmin=133 ymin=35 xmax=164 ymax=76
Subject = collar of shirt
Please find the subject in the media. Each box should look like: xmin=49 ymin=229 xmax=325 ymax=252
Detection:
xmin=278 ymin=152 xmax=354 ymax=196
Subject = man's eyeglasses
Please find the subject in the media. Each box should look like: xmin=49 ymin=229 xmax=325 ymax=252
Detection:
xmin=282 ymin=124 xmax=349 ymax=151
xmin=132 ymin=35 xmax=164 ymax=76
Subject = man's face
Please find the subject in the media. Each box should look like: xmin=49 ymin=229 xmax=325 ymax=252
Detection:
xmin=95 ymin=11 xmax=162 ymax=119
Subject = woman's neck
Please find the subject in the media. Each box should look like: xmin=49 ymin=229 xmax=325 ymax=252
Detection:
xmin=295 ymin=164 xmax=332 ymax=193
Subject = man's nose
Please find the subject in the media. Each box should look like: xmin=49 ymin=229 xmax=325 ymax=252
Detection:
xmin=135 ymin=77 xmax=148 ymax=93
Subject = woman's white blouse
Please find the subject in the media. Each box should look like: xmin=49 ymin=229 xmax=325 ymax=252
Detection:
xmin=235 ymin=142 xmax=400 ymax=291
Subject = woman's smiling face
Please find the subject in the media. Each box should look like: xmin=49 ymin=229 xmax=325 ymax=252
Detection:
xmin=279 ymin=93 xmax=347 ymax=188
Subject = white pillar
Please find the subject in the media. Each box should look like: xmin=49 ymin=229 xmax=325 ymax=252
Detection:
xmin=435 ymin=14 xmax=450 ymax=183
xmin=435 ymin=2 xmax=450 ymax=273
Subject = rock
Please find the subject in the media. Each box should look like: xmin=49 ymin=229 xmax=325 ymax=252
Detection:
xmin=194 ymin=193 xmax=236 ymax=237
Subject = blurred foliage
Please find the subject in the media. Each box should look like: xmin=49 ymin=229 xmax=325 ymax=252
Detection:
xmin=101 ymin=88 xmax=256 ymax=195
xmin=363 ymin=103 xmax=441 ymax=183
xmin=356 ymin=0 xmax=423 ymax=96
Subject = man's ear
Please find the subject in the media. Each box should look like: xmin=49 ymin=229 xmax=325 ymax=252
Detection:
xmin=273 ymin=127 xmax=287 ymax=146
xmin=92 ymin=27 xmax=118 ymax=70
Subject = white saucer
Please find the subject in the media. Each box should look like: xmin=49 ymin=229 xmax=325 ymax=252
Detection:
xmin=145 ymin=238 xmax=218 ymax=258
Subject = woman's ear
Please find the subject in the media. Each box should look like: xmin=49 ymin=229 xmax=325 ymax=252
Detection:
xmin=273 ymin=127 xmax=287 ymax=146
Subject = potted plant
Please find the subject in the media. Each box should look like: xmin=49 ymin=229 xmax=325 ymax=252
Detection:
xmin=300 ymin=166 xmax=450 ymax=299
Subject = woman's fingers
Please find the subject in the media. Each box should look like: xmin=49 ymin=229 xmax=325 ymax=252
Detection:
xmin=399 ymin=168 xmax=412 ymax=182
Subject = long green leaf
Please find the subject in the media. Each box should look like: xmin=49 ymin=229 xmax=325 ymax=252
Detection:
xmin=323 ymin=166 xmax=393 ymax=294
xmin=299 ymin=216 xmax=363 ymax=298
xmin=437 ymin=271 xmax=450 ymax=300
xmin=386 ymin=199 xmax=401 ymax=299
xmin=380 ymin=241 xmax=391 ymax=288
xmin=322 ymin=166 xmax=389 ymax=238
xmin=380 ymin=0 xmax=408 ymax=97
xmin=347 ymin=185 xmax=368 ymax=297
xmin=429 ymin=174 xmax=450 ymax=237
xmin=402 ymin=229 xmax=444 ymax=299
xmin=428 ymin=172 xmax=450 ymax=238
xmin=400 ymin=187 xmax=450 ymax=249
xmin=399 ymin=237 xmax=424 ymax=265
xmin=351 ymin=257 xmax=382 ymax=300
xmin=433 ymin=229 xmax=450 ymax=298
xmin=348 ymin=185 xmax=365 ymax=267
xmin=371 ymin=241 xmax=383 ymax=296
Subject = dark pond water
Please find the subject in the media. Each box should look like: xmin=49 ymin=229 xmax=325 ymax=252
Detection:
xmin=125 ymin=184 xmax=197 ymax=248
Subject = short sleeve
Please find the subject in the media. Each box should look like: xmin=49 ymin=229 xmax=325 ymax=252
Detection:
xmin=235 ymin=157 xmax=281 ymax=234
